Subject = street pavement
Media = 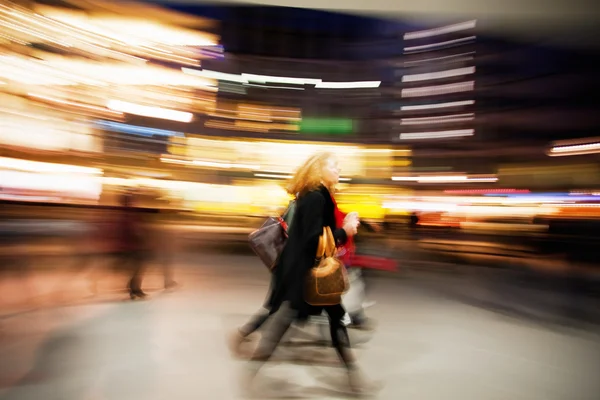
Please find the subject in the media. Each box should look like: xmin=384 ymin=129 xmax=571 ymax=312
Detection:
xmin=0 ymin=252 xmax=599 ymax=400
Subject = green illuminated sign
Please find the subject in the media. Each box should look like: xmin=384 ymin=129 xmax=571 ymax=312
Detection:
xmin=299 ymin=118 xmax=354 ymax=134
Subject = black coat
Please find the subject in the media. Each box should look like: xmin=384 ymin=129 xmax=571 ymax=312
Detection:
xmin=267 ymin=185 xmax=348 ymax=316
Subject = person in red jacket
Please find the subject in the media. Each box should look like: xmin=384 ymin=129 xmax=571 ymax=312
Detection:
xmin=330 ymin=197 xmax=374 ymax=330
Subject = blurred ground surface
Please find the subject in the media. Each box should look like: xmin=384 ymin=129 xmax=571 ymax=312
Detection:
xmin=0 ymin=249 xmax=599 ymax=400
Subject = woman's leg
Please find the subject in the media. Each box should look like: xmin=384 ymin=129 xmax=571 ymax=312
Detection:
xmin=229 ymin=306 xmax=276 ymax=357
xmin=239 ymin=302 xmax=297 ymax=389
xmin=324 ymin=304 xmax=355 ymax=367
xmin=239 ymin=308 xmax=272 ymax=337
xmin=127 ymin=251 xmax=146 ymax=297
xmin=252 ymin=302 xmax=296 ymax=360
xmin=230 ymin=273 xmax=284 ymax=356
xmin=236 ymin=274 xmax=280 ymax=337
xmin=324 ymin=305 xmax=354 ymax=365
xmin=324 ymin=304 xmax=379 ymax=393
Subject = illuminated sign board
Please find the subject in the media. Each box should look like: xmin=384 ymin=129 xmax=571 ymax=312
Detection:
xmin=299 ymin=118 xmax=354 ymax=134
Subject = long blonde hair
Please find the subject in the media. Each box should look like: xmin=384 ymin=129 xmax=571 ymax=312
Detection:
xmin=286 ymin=152 xmax=334 ymax=197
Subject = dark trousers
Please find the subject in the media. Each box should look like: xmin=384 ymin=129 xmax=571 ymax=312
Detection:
xmin=239 ymin=308 xmax=274 ymax=337
xmin=157 ymin=248 xmax=176 ymax=288
xmin=240 ymin=273 xmax=281 ymax=336
xmin=114 ymin=250 xmax=145 ymax=293
xmin=254 ymin=302 xmax=354 ymax=368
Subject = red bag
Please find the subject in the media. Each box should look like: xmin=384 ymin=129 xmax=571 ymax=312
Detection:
xmin=352 ymin=255 xmax=398 ymax=272
xmin=331 ymin=194 xmax=397 ymax=272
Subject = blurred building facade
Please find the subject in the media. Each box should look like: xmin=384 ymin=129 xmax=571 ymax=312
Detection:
xmin=0 ymin=0 xmax=598 ymax=223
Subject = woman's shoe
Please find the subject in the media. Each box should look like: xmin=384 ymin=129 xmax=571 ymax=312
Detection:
xmin=164 ymin=281 xmax=179 ymax=290
xmin=228 ymin=330 xmax=249 ymax=358
xmin=347 ymin=368 xmax=382 ymax=396
xmin=129 ymin=290 xmax=147 ymax=300
xmin=348 ymin=313 xmax=376 ymax=331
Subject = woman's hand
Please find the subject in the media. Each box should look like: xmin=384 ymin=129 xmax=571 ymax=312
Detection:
xmin=344 ymin=212 xmax=359 ymax=223
xmin=343 ymin=213 xmax=360 ymax=237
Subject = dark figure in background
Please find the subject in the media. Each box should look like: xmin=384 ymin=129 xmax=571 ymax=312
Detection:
xmin=153 ymin=209 xmax=178 ymax=290
xmin=116 ymin=192 xmax=147 ymax=299
xmin=409 ymin=211 xmax=419 ymax=228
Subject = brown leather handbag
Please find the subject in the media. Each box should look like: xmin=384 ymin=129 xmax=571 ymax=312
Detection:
xmin=248 ymin=201 xmax=296 ymax=271
xmin=305 ymin=226 xmax=349 ymax=306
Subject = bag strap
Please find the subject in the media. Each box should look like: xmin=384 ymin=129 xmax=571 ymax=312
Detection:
xmin=316 ymin=227 xmax=327 ymax=259
xmin=316 ymin=226 xmax=336 ymax=260
xmin=281 ymin=200 xmax=296 ymax=222
xmin=281 ymin=201 xmax=291 ymax=220
xmin=324 ymin=226 xmax=336 ymax=256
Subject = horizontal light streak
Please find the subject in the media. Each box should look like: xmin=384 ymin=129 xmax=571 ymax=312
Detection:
xmin=107 ymin=100 xmax=193 ymax=123
xmin=401 ymin=100 xmax=474 ymax=111
xmin=204 ymin=119 xmax=299 ymax=133
xmin=1 ymin=6 xmax=211 ymax=66
xmin=404 ymin=20 xmax=477 ymax=40
xmin=242 ymin=73 xmax=321 ymax=86
xmin=41 ymin=12 xmax=218 ymax=47
xmin=0 ymin=157 xmax=102 ymax=175
xmin=402 ymin=66 xmax=475 ymax=82
xmin=404 ymin=36 xmax=476 ymax=53
xmin=392 ymin=174 xmax=496 ymax=183
xmin=244 ymin=83 xmax=305 ymax=90
xmin=569 ymin=191 xmax=600 ymax=196
xmin=254 ymin=172 xmax=351 ymax=182
xmin=401 ymin=81 xmax=474 ymax=97
xmin=28 ymin=93 xmax=122 ymax=116
xmin=361 ymin=148 xmax=411 ymax=154
xmin=205 ymin=120 xmax=266 ymax=133
xmin=399 ymin=129 xmax=474 ymax=140
xmin=400 ymin=113 xmax=474 ymax=125
xmin=254 ymin=173 xmax=293 ymax=179
xmin=183 ymin=68 xmax=247 ymax=83
xmin=0 ymin=55 xmax=213 ymax=87
xmin=207 ymin=103 xmax=301 ymax=123
xmin=403 ymin=51 xmax=475 ymax=66
xmin=553 ymin=203 xmax=600 ymax=208
xmin=160 ymin=157 xmax=260 ymax=170
xmin=548 ymin=141 xmax=600 ymax=156
xmin=444 ymin=189 xmax=530 ymax=195
xmin=236 ymin=120 xmax=299 ymax=132
xmin=316 ymin=81 xmax=381 ymax=89
xmin=0 ymin=170 xmax=102 ymax=200
xmin=383 ymin=202 xmax=544 ymax=217
xmin=95 ymin=120 xmax=184 ymax=137
xmin=183 ymin=68 xmax=379 ymax=89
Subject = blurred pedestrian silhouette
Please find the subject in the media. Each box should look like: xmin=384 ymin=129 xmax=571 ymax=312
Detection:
xmin=115 ymin=192 xmax=147 ymax=299
xmin=153 ymin=209 xmax=178 ymax=290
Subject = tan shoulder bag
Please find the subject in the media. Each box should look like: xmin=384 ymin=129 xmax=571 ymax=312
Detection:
xmin=305 ymin=226 xmax=349 ymax=306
